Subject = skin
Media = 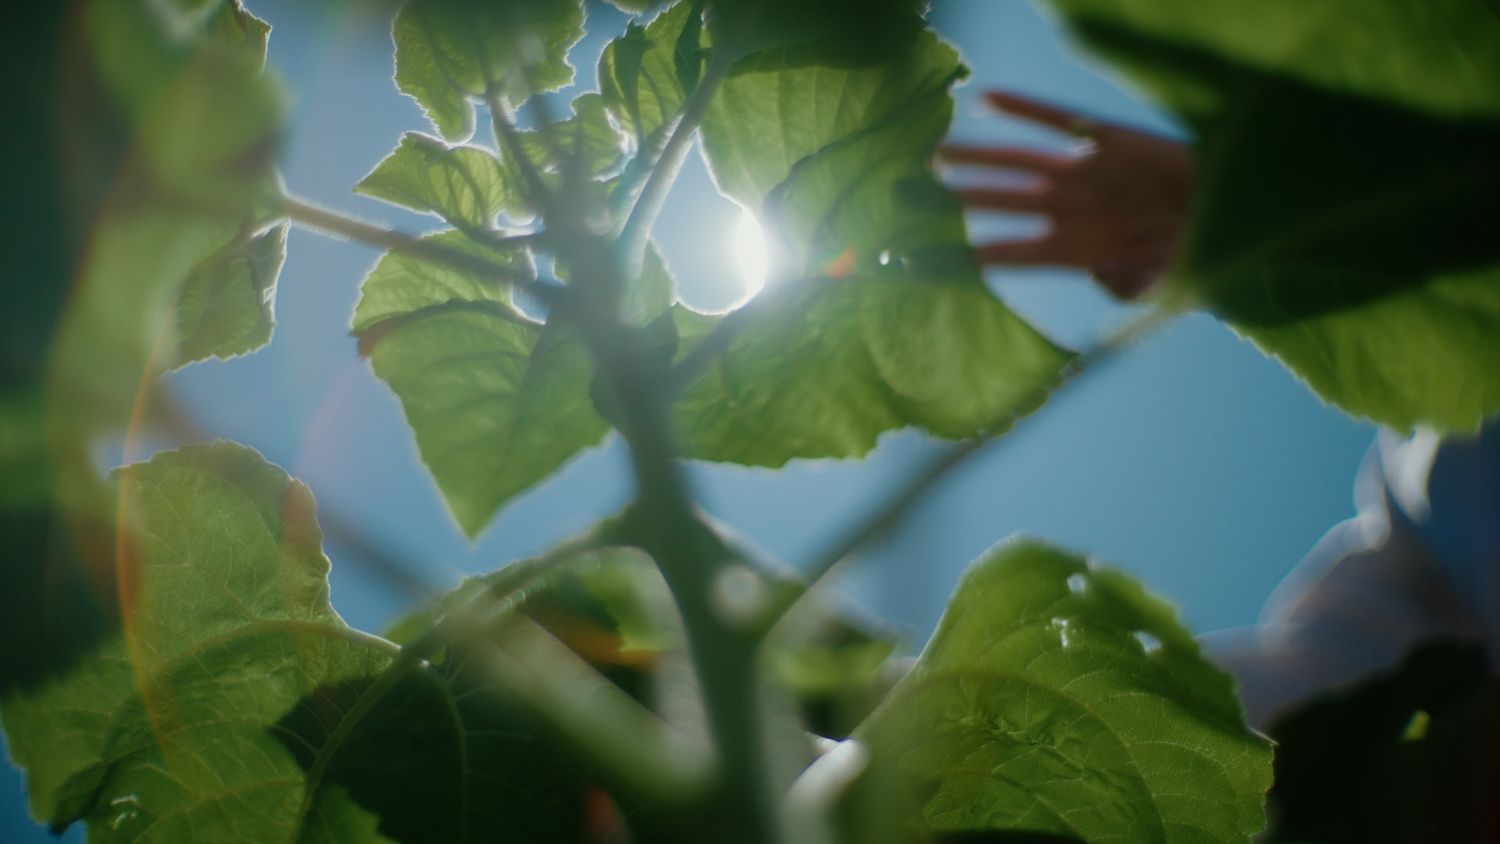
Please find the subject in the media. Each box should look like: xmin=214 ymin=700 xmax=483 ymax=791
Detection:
xmin=940 ymin=90 xmax=1195 ymax=300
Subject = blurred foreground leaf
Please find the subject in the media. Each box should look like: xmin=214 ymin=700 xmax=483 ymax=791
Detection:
xmin=1049 ymin=0 xmax=1500 ymax=431
xmin=0 ymin=443 xmax=609 ymax=841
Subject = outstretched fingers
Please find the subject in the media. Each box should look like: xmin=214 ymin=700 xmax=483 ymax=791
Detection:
xmin=975 ymin=236 xmax=1062 ymax=267
xmin=984 ymin=90 xmax=1100 ymax=138
xmin=953 ymin=185 xmax=1053 ymax=213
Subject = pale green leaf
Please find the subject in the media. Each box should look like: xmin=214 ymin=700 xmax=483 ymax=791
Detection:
xmin=675 ymin=280 xmax=1067 ymax=466
xmin=514 ymin=92 xmax=628 ymax=179
xmin=857 ymin=540 xmax=1273 ymax=842
xmin=173 ymin=223 xmax=288 ymax=365
xmin=699 ymin=30 xmax=964 ymax=209
xmin=678 ymin=30 xmax=1069 ymax=466
xmin=355 ymin=237 xmax=602 ymax=536
xmin=1047 ymin=0 xmax=1500 ymax=431
xmin=356 ymin=132 xmax=515 ymax=229
xmin=598 ymin=1 xmax=703 ymax=149
xmin=392 ymin=0 xmax=586 ymax=143
xmin=351 ymin=230 xmax=532 ymax=333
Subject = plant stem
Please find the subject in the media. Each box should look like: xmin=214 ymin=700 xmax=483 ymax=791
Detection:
xmin=278 ymin=194 xmax=560 ymax=307
xmin=487 ymin=92 xmax=555 ymax=215
xmin=559 ymin=232 xmax=780 ymax=841
xmin=616 ymin=46 xmax=736 ymax=273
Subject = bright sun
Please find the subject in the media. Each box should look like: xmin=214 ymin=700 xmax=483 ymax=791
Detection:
xmin=732 ymin=208 xmax=769 ymax=301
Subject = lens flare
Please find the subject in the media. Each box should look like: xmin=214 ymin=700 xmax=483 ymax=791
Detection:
xmin=733 ymin=209 xmax=768 ymax=301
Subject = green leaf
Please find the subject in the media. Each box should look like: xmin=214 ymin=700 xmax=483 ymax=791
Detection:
xmin=679 ymin=31 xmax=1069 ymax=466
xmin=84 ymin=0 xmax=283 ymax=207
xmin=699 ymin=30 xmax=964 ymax=210
xmin=621 ymin=242 xmax=677 ymax=326
xmin=351 ymin=230 xmax=533 ymax=332
xmin=515 ymin=92 xmax=629 ymax=179
xmin=1 ymin=443 xmax=609 ymax=841
xmin=0 ymin=443 xmax=394 ymax=836
xmin=356 ymin=132 xmax=516 ymax=229
xmin=392 ymin=0 xmax=587 ymax=142
xmin=355 ymin=234 xmax=604 ymax=537
xmin=707 ymin=0 xmax=928 ymax=65
xmin=855 ymin=540 xmax=1273 ymax=842
xmin=598 ymin=1 xmax=703 ymax=150
xmin=1046 ymin=0 xmax=1500 ymax=431
xmin=172 ymin=223 xmax=288 ymax=365
xmin=602 ymin=0 xmax=665 ymax=13
xmin=46 ymin=0 xmax=284 ymax=471
xmin=675 ymin=281 xmax=1068 ymax=466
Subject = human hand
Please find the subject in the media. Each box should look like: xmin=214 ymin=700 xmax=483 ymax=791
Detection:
xmin=940 ymin=90 xmax=1194 ymax=300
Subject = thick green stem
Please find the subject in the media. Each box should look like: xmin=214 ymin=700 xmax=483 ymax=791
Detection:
xmin=558 ymin=231 xmax=779 ymax=841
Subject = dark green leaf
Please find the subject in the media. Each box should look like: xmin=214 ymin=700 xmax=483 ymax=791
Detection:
xmin=392 ymin=0 xmax=587 ymax=142
xmin=354 ymin=234 xmax=603 ymax=537
xmin=1048 ymin=0 xmax=1500 ymax=431
xmin=356 ymin=132 xmax=516 ymax=229
xmin=172 ymin=223 xmax=288 ymax=365
xmin=856 ymin=540 xmax=1273 ymax=842
xmin=707 ymin=0 xmax=928 ymax=65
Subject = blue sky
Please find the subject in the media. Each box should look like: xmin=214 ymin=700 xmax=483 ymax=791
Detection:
xmin=2 ymin=1 xmax=1376 ymax=838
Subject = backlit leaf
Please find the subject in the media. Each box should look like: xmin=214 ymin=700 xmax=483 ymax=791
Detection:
xmin=679 ymin=31 xmax=1069 ymax=466
xmin=355 ymin=233 xmax=602 ymax=537
xmin=357 ymin=132 xmax=516 ymax=229
xmin=392 ymin=0 xmax=586 ymax=142
xmin=598 ymin=1 xmax=703 ymax=150
xmin=172 ymin=223 xmax=288 ymax=365
xmin=856 ymin=540 xmax=1273 ymax=842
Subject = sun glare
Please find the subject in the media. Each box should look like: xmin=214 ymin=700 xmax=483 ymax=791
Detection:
xmin=733 ymin=209 xmax=769 ymax=301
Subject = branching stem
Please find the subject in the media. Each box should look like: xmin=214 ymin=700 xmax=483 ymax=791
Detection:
xmin=278 ymin=194 xmax=561 ymax=307
xmin=616 ymin=46 xmax=737 ymax=273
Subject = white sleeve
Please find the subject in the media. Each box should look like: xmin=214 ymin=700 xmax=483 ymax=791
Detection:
xmin=1202 ymin=423 xmax=1500 ymax=728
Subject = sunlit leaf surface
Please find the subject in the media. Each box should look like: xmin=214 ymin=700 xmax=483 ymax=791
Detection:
xmin=679 ymin=31 xmax=1071 ymax=466
xmin=393 ymin=0 xmax=586 ymax=142
xmin=353 ymin=232 xmax=603 ymax=537
xmin=857 ymin=540 xmax=1273 ymax=842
